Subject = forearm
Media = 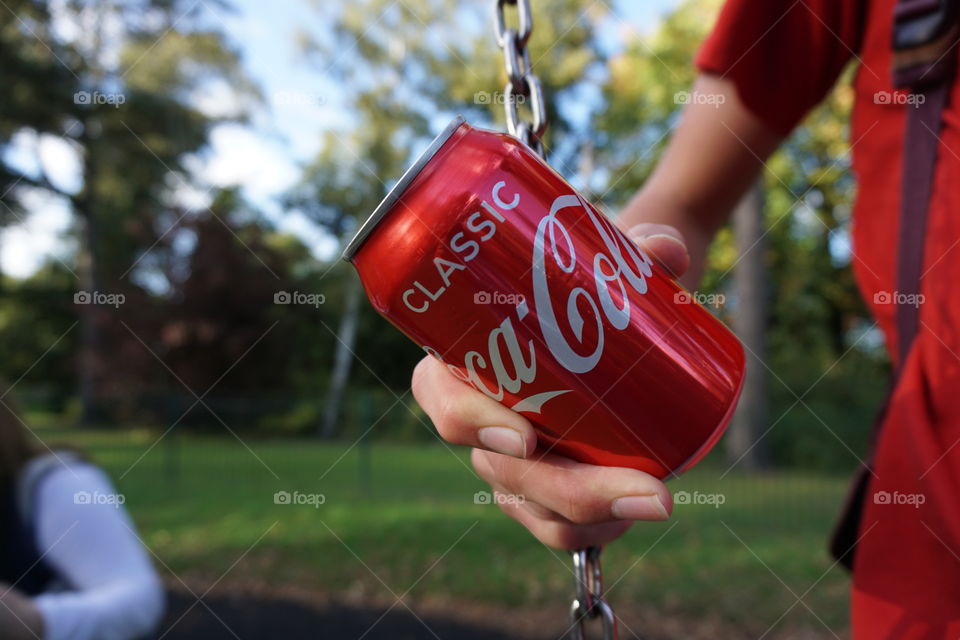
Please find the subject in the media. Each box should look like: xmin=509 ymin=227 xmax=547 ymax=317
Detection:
xmin=33 ymin=463 xmax=165 ymax=640
xmin=617 ymin=74 xmax=782 ymax=289
xmin=34 ymin=577 xmax=164 ymax=640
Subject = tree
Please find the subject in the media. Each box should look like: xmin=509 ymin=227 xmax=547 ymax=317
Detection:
xmin=1 ymin=0 xmax=256 ymax=422
xmin=729 ymin=183 xmax=770 ymax=469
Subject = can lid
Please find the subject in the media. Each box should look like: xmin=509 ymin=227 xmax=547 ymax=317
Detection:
xmin=341 ymin=115 xmax=467 ymax=261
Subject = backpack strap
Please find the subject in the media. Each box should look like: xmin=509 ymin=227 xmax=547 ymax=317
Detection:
xmin=830 ymin=0 xmax=959 ymax=570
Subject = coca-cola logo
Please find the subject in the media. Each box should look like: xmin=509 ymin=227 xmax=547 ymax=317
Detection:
xmin=426 ymin=190 xmax=656 ymax=414
xmin=531 ymin=194 xmax=654 ymax=374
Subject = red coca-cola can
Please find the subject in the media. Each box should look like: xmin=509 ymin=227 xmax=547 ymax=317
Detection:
xmin=343 ymin=116 xmax=744 ymax=479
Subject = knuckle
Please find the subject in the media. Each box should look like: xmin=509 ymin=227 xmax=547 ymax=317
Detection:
xmin=433 ymin=392 xmax=469 ymax=441
xmin=563 ymin=487 xmax=595 ymax=525
xmin=485 ymin=453 xmax=523 ymax=497
xmin=554 ymin=471 xmax=596 ymax=524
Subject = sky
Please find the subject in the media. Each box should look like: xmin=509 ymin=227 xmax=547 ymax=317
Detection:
xmin=1 ymin=0 xmax=683 ymax=279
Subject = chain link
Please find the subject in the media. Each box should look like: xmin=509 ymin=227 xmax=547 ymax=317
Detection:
xmin=569 ymin=547 xmax=618 ymax=640
xmin=491 ymin=5 xmax=615 ymax=638
xmin=493 ymin=0 xmax=547 ymax=156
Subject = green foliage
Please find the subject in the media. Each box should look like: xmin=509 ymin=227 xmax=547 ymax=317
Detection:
xmin=0 ymin=265 xmax=79 ymax=407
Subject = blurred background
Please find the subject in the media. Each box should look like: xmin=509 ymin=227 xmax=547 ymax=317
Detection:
xmin=2 ymin=0 xmax=886 ymax=637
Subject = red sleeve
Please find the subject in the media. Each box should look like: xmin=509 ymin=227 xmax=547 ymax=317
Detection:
xmin=695 ymin=0 xmax=866 ymax=136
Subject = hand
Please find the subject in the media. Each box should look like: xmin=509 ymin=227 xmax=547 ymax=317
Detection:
xmin=412 ymin=224 xmax=690 ymax=550
xmin=0 ymin=583 xmax=43 ymax=640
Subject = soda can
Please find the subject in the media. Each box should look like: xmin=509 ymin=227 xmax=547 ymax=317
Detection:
xmin=343 ymin=116 xmax=744 ymax=478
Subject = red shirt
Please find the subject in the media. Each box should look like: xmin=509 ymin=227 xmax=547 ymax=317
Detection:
xmin=698 ymin=0 xmax=960 ymax=636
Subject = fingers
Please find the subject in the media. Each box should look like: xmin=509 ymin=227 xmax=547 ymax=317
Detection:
xmin=472 ymin=448 xmax=672 ymax=526
xmin=625 ymin=223 xmax=690 ymax=278
xmin=489 ymin=481 xmax=635 ymax=549
xmin=414 ymin=359 xmax=672 ymax=551
xmin=412 ymin=356 xmax=537 ymax=458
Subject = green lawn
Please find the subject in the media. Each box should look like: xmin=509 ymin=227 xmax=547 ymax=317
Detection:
xmin=40 ymin=426 xmax=852 ymax=635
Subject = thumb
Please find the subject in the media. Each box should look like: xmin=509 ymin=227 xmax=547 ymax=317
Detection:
xmin=624 ymin=223 xmax=690 ymax=279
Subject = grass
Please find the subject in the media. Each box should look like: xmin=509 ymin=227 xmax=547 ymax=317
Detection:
xmin=39 ymin=424 xmax=852 ymax=635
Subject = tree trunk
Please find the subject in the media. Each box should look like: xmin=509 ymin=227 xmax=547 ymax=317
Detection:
xmin=320 ymin=275 xmax=363 ymax=438
xmin=727 ymin=183 xmax=770 ymax=470
xmin=77 ymin=139 xmax=103 ymax=426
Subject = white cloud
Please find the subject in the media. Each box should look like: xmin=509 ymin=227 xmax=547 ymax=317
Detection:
xmin=276 ymin=210 xmax=339 ymax=262
xmin=37 ymin=134 xmax=83 ymax=194
xmin=191 ymin=79 xmax=249 ymax=120
xmin=0 ymin=190 xmax=75 ymax=279
xmin=187 ymin=124 xmax=300 ymax=204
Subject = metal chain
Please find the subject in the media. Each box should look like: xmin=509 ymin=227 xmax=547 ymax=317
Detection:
xmin=494 ymin=0 xmax=547 ymax=156
xmin=492 ymin=5 xmax=616 ymax=639
xmin=569 ymin=547 xmax=618 ymax=640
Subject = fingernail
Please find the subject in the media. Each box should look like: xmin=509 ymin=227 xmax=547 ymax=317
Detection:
xmin=477 ymin=427 xmax=527 ymax=458
xmin=611 ymin=495 xmax=669 ymax=521
xmin=641 ymin=233 xmax=688 ymax=251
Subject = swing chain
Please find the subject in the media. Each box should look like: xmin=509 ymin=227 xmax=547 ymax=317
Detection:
xmin=492 ymin=4 xmax=614 ymax=639
xmin=569 ymin=546 xmax=618 ymax=640
xmin=494 ymin=0 xmax=547 ymax=156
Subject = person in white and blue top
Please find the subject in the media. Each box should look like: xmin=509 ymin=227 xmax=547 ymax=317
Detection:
xmin=0 ymin=409 xmax=164 ymax=640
